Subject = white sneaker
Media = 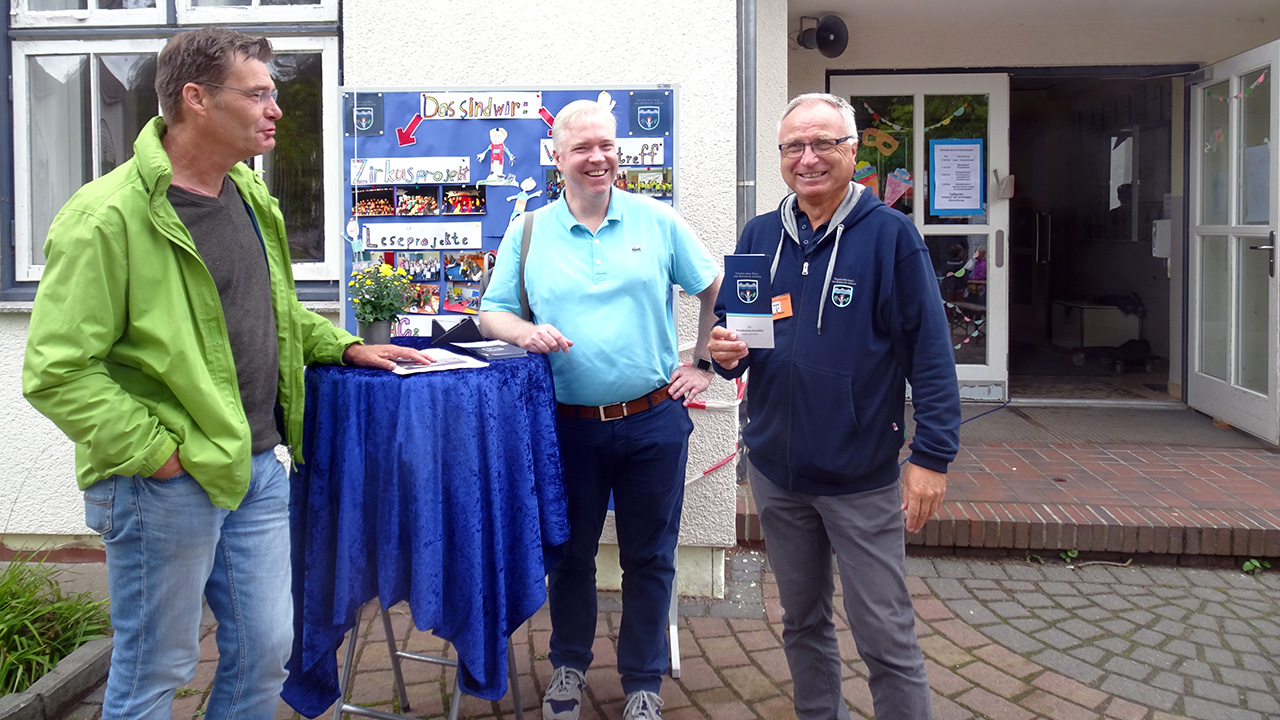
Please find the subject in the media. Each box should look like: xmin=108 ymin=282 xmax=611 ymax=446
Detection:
xmin=622 ymin=690 xmax=664 ymax=720
xmin=542 ymin=666 xmax=586 ymax=720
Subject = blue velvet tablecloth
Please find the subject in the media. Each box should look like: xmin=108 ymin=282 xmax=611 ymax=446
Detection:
xmin=282 ymin=340 xmax=568 ymax=717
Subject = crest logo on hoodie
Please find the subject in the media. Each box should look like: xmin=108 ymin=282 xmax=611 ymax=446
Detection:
xmin=831 ymin=283 xmax=853 ymax=308
xmin=737 ymin=279 xmax=759 ymax=304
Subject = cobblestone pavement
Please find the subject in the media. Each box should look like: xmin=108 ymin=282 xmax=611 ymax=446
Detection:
xmin=63 ymin=550 xmax=1280 ymax=720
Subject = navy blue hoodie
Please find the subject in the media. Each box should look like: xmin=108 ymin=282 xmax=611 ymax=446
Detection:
xmin=714 ymin=183 xmax=961 ymax=496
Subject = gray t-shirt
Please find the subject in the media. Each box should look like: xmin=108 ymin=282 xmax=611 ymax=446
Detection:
xmin=169 ymin=177 xmax=282 ymax=454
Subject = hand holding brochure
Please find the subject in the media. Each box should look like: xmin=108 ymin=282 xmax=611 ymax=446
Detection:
xmin=391 ymin=347 xmax=489 ymax=375
xmin=724 ymin=254 xmax=774 ymax=348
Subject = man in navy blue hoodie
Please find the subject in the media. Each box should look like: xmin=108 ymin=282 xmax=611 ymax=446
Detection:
xmin=708 ymin=93 xmax=960 ymax=720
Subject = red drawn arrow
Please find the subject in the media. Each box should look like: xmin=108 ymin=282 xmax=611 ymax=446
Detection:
xmin=538 ymin=107 xmax=556 ymax=136
xmin=396 ymin=114 xmax=423 ymax=146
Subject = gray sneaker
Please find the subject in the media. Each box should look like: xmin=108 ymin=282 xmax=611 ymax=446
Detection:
xmin=622 ymin=690 xmax=664 ymax=720
xmin=541 ymin=666 xmax=586 ymax=720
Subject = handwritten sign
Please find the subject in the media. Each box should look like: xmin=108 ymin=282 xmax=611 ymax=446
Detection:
xmin=350 ymin=157 xmax=471 ymax=186
xmin=363 ymin=222 xmax=482 ymax=251
xmin=538 ymin=138 xmax=665 ymax=167
xmin=419 ymin=92 xmax=542 ymax=120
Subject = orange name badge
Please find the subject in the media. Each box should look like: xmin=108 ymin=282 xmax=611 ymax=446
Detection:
xmin=771 ymin=294 xmax=793 ymax=320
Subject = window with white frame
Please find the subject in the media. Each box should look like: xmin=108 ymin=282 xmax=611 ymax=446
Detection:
xmin=11 ymin=30 xmax=340 ymax=282
xmin=178 ymin=0 xmax=337 ymax=25
xmin=12 ymin=0 xmax=335 ymax=27
xmin=11 ymin=1 xmax=166 ymax=28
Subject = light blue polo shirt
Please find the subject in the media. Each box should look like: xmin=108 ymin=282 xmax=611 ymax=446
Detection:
xmin=481 ymin=190 xmax=717 ymax=406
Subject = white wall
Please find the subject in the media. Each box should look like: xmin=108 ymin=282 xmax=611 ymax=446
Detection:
xmin=344 ymin=0 xmax=743 ymax=550
xmin=0 ymin=309 xmax=85 ymax=541
xmin=788 ymin=14 xmax=1280 ymax=94
xmin=755 ymin=0 xmax=792 ymax=212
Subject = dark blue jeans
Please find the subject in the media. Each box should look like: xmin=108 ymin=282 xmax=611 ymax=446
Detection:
xmin=547 ymin=397 xmax=693 ymax=694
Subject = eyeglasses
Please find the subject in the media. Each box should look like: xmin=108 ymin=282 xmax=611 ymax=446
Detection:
xmin=778 ymin=136 xmax=853 ymax=158
xmin=199 ymin=82 xmax=279 ymax=106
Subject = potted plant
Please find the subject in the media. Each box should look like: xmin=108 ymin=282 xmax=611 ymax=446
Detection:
xmin=347 ymin=263 xmax=413 ymax=344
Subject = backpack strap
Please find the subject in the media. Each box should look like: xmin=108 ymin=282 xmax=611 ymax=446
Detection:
xmin=518 ymin=211 xmax=534 ymax=321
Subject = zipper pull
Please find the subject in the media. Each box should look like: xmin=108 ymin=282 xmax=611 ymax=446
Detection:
xmin=802 ymin=261 xmax=809 ymax=276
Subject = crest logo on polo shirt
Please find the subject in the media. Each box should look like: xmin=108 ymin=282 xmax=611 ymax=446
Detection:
xmin=831 ymin=283 xmax=853 ymax=308
xmin=737 ymin=279 xmax=759 ymax=304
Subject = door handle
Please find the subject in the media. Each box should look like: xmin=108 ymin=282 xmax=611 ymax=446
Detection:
xmin=1035 ymin=212 xmax=1052 ymax=264
xmin=1251 ymin=231 xmax=1276 ymax=278
xmin=1034 ymin=213 xmax=1040 ymax=264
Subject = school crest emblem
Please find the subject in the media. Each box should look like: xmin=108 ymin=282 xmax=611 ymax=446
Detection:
xmin=354 ymin=106 xmax=375 ymax=132
xmin=737 ymin=279 xmax=759 ymax=304
xmin=637 ymin=106 xmax=661 ymax=131
xmin=831 ymin=284 xmax=853 ymax=308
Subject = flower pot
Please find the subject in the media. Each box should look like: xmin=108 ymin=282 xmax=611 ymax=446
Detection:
xmin=357 ymin=320 xmax=392 ymax=345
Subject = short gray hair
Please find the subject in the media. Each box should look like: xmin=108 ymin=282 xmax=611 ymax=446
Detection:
xmin=552 ymin=99 xmax=617 ymax=152
xmin=778 ymin=93 xmax=858 ymax=138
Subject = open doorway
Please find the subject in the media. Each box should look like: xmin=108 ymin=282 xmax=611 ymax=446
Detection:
xmin=1007 ymin=73 xmax=1180 ymax=402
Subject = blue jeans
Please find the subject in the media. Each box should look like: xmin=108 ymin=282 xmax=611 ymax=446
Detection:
xmin=548 ymin=397 xmax=693 ymax=694
xmin=84 ymin=450 xmax=293 ymax=720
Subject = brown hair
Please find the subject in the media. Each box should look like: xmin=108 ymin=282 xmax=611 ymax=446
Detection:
xmin=155 ymin=27 xmax=272 ymax=123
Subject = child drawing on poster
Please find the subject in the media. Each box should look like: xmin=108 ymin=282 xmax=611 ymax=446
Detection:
xmin=478 ymin=127 xmax=517 ymax=185
xmin=507 ymin=177 xmax=543 ymax=222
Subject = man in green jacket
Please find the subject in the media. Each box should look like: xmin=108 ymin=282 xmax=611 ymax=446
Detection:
xmin=22 ymin=28 xmax=428 ymax=720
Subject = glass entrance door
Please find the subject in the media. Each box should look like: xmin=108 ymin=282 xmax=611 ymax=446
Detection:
xmin=1188 ymin=41 xmax=1280 ymax=443
xmin=828 ymin=74 xmax=1011 ymax=400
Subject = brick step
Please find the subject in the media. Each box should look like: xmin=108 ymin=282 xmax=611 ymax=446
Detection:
xmin=736 ymin=487 xmax=1280 ymax=558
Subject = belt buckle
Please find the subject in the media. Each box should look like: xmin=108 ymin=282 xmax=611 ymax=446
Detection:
xmin=598 ymin=402 xmax=626 ymax=421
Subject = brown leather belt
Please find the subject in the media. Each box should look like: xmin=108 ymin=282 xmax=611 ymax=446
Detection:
xmin=557 ymin=385 xmax=671 ymax=421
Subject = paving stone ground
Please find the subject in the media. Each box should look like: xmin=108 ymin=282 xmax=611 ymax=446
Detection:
xmin=60 ymin=551 xmax=1280 ymax=720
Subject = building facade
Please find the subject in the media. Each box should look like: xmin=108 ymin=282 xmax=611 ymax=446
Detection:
xmin=2 ymin=0 xmax=1278 ymax=594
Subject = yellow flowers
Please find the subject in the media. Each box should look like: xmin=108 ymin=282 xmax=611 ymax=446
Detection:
xmin=347 ymin=263 xmax=414 ymax=324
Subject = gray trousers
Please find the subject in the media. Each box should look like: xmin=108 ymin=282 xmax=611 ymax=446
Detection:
xmin=749 ymin=460 xmax=932 ymax=720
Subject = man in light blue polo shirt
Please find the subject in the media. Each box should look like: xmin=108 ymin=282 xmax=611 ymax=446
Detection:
xmin=480 ymin=98 xmax=721 ymax=720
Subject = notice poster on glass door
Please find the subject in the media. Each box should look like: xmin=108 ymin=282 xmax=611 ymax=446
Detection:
xmin=929 ymin=138 xmax=984 ymax=215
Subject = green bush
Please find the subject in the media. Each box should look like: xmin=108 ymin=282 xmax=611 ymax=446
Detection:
xmin=0 ymin=555 xmax=110 ymax=695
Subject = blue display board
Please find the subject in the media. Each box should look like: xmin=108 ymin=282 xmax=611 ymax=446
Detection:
xmin=339 ymin=86 xmax=678 ymax=336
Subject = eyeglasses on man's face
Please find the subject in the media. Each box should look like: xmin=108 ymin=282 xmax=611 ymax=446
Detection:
xmin=200 ymin=82 xmax=279 ymax=106
xmin=778 ymin=136 xmax=854 ymax=159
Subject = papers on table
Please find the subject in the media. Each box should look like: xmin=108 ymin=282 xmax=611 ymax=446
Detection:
xmin=391 ymin=347 xmax=489 ymax=375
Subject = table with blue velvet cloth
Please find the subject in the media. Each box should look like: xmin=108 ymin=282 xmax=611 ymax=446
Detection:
xmin=281 ymin=338 xmax=568 ymax=718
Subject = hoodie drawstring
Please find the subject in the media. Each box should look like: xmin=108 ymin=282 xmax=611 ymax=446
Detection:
xmin=770 ymin=230 xmax=785 ymax=282
xmin=772 ymin=223 xmax=845 ymax=336
xmin=816 ymin=224 xmax=843 ymax=335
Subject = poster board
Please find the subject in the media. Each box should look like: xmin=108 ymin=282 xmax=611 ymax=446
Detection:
xmin=338 ymin=86 xmax=678 ymax=336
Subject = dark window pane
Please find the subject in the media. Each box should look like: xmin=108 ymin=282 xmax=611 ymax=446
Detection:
xmin=265 ymin=52 xmax=324 ymax=263
xmin=97 ymin=53 xmax=157 ymax=175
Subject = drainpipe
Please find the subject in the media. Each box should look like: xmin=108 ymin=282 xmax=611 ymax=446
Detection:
xmin=737 ymin=0 xmax=757 ymax=231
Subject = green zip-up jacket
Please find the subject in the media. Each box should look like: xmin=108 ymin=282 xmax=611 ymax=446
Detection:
xmin=23 ymin=116 xmax=359 ymax=510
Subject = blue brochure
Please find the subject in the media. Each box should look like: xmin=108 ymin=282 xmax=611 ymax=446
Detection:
xmin=724 ymin=254 xmax=774 ymax=348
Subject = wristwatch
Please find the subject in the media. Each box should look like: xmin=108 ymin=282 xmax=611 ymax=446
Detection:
xmin=695 ymin=357 xmax=713 ymax=372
